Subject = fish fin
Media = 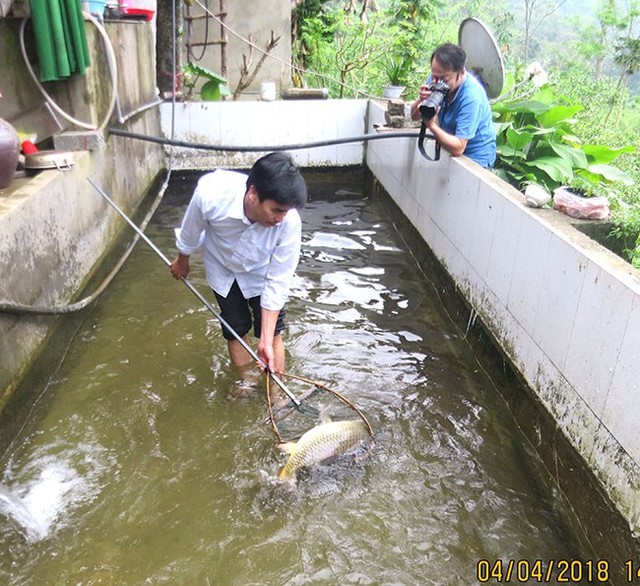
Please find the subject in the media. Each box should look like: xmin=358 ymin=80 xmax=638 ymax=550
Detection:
xmin=318 ymin=407 xmax=333 ymax=424
xmin=319 ymin=454 xmax=341 ymax=466
xmin=277 ymin=441 xmax=297 ymax=454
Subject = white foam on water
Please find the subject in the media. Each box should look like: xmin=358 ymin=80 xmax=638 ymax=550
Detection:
xmin=0 ymin=483 xmax=49 ymax=542
xmin=1 ymin=442 xmax=110 ymax=543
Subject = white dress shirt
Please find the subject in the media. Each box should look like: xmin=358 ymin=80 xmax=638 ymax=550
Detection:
xmin=175 ymin=169 xmax=302 ymax=310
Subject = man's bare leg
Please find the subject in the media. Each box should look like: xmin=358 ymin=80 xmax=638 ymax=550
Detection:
xmin=227 ymin=335 xmax=288 ymax=401
xmin=228 ymin=337 xmax=253 ymax=368
xmin=227 ymin=337 xmax=258 ymax=398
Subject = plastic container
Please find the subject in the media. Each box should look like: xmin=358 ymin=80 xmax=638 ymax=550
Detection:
xmin=119 ymin=0 xmax=155 ymax=21
xmin=260 ymin=82 xmax=277 ymax=102
xmin=83 ymin=0 xmax=107 ymax=18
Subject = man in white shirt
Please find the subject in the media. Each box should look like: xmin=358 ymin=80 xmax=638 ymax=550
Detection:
xmin=170 ymin=152 xmax=307 ymax=375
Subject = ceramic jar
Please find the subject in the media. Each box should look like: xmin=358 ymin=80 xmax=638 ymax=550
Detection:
xmin=0 ymin=117 xmax=20 ymax=189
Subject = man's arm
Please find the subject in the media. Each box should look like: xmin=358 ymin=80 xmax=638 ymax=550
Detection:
xmin=410 ymin=84 xmax=430 ymax=121
xmin=257 ymin=308 xmax=281 ymax=372
xmin=425 ymin=116 xmax=468 ymax=157
xmin=170 ymin=186 xmax=206 ymax=280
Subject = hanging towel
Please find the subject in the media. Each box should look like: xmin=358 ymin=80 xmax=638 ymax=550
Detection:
xmin=63 ymin=0 xmax=90 ymax=73
xmin=29 ymin=0 xmax=91 ymax=82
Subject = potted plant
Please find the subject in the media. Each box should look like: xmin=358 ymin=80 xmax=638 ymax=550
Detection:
xmin=181 ymin=62 xmax=231 ymax=101
xmin=381 ymin=55 xmax=410 ymax=99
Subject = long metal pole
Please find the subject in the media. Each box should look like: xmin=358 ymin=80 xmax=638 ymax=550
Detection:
xmin=87 ymin=178 xmax=303 ymax=408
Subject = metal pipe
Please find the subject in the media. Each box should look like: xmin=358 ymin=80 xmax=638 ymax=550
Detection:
xmin=115 ymin=96 xmax=164 ymax=125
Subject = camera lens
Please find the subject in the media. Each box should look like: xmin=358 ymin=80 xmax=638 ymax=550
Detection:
xmin=418 ymin=82 xmax=449 ymax=121
xmin=419 ymin=90 xmax=445 ymax=120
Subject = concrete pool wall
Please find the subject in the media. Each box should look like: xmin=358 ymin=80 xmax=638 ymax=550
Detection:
xmin=160 ymin=99 xmax=640 ymax=544
xmin=364 ymin=101 xmax=640 ymax=541
xmin=0 ymin=20 xmax=165 ymax=415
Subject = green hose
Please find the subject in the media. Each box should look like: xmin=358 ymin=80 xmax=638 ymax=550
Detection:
xmin=28 ymin=0 xmax=90 ymax=81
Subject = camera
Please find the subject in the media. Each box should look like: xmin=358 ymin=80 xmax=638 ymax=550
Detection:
xmin=418 ymin=81 xmax=449 ymax=120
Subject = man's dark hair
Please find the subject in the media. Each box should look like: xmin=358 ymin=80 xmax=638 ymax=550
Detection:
xmin=246 ymin=152 xmax=307 ymax=208
xmin=431 ymin=43 xmax=466 ymax=73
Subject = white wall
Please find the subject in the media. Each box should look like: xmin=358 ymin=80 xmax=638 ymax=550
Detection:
xmin=159 ymin=100 xmax=366 ymax=169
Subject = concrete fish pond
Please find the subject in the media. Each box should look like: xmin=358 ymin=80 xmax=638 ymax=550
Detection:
xmin=0 ymin=169 xmax=620 ymax=584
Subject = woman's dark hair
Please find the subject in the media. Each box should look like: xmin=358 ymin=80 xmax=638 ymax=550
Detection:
xmin=431 ymin=43 xmax=466 ymax=73
xmin=246 ymin=152 xmax=307 ymax=208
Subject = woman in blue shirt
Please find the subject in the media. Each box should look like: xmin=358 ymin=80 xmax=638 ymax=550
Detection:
xmin=410 ymin=43 xmax=496 ymax=168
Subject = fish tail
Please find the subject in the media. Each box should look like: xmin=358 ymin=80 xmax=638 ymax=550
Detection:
xmin=277 ymin=466 xmax=295 ymax=482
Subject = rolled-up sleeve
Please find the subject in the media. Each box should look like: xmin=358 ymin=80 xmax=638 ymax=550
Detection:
xmin=260 ymin=212 xmax=302 ymax=310
xmin=176 ymin=189 xmax=206 ymax=256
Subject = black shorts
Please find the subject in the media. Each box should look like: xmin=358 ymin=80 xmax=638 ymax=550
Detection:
xmin=213 ymin=280 xmax=286 ymax=340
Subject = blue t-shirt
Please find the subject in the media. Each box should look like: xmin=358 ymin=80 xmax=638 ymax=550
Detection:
xmin=427 ymin=72 xmax=496 ymax=167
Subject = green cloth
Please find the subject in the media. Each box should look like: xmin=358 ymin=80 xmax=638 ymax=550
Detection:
xmin=29 ymin=0 xmax=91 ymax=82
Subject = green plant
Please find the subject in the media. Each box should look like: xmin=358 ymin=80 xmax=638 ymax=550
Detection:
xmin=380 ymin=55 xmax=411 ymax=86
xmin=492 ymin=86 xmax=635 ymax=196
xmin=181 ymin=63 xmax=231 ymax=101
xmin=609 ymin=205 xmax=640 ymax=268
xmin=298 ymin=9 xmax=389 ymax=98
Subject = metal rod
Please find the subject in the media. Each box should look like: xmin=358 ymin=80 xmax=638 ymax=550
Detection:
xmin=87 ymin=178 xmax=303 ymax=408
xmin=183 ymin=12 xmax=227 ymax=21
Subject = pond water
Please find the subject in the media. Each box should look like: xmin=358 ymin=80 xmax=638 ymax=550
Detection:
xmin=0 ymin=169 xmax=592 ymax=584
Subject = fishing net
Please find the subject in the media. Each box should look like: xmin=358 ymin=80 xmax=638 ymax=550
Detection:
xmin=264 ymin=372 xmax=376 ymax=450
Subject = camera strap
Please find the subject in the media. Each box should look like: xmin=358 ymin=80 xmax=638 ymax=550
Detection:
xmin=417 ymin=121 xmax=441 ymax=162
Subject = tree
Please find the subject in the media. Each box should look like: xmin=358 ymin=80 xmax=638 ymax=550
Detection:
xmin=521 ymin=0 xmax=568 ymax=63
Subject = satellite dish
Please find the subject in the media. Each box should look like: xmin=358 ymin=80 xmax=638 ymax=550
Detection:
xmin=458 ymin=18 xmax=505 ymax=99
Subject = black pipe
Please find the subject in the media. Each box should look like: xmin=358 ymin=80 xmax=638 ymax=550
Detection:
xmin=107 ymin=127 xmax=433 ymax=152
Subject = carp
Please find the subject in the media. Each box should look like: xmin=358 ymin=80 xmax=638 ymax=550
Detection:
xmin=277 ymin=419 xmax=370 ymax=482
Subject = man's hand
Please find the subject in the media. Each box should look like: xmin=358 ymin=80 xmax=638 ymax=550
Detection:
xmin=418 ymin=84 xmax=431 ymax=102
xmin=170 ymin=253 xmax=190 ymax=280
xmin=257 ymin=339 xmax=276 ymax=374
xmin=425 ymin=112 xmax=439 ymax=132
xmin=411 ymin=85 xmax=434 ymax=121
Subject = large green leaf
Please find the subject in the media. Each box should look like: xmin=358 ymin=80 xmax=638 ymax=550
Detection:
xmin=586 ymin=164 xmax=635 ymax=185
xmin=582 ymin=144 xmax=636 ymax=164
xmin=506 ymin=128 xmax=533 ymax=150
xmin=509 ymin=161 xmax=554 ymax=188
xmin=494 ymin=122 xmax=513 ymax=135
xmin=527 ymin=126 xmax=556 ymax=137
xmin=523 ymin=156 xmax=574 ymax=183
xmin=492 ymin=100 xmax=550 ymax=115
xmin=547 ymin=143 xmax=589 ymax=169
xmin=182 ymin=62 xmax=227 ymax=84
xmin=497 ymin=145 xmax=527 ymax=159
xmin=536 ymin=105 xmax=583 ymax=127
xmin=530 ymin=86 xmax=556 ymax=105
